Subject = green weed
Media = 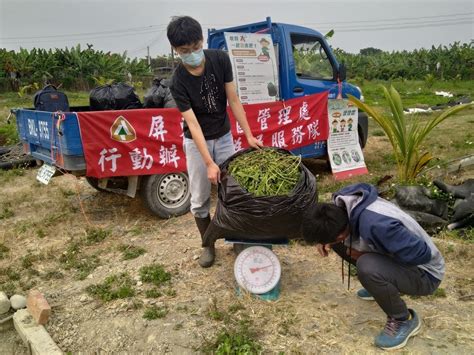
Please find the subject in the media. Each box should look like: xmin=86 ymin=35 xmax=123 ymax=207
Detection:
xmin=36 ymin=228 xmax=46 ymax=238
xmin=118 ymin=244 xmax=146 ymax=260
xmin=86 ymin=273 xmax=135 ymax=302
xmin=43 ymin=270 xmax=64 ymax=280
xmin=139 ymin=264 xmax=171 ymax=286
xmin=145 ymin=288 xmax=162 ymax=298
xmin=432 ymin=288 xmax=447 ymax=298
xmin=0 ymin=206 xmax=14 ymax=220
xmin=59 ymin=241 xmax=100 ymax=279
xmin=85 ymin=227 xmax=111 ymax=244
xmin=0 ymin=243 xmax=9 ymax=259
xmin=21 ymin=253 xmax=40 ymax=269
xmin=143 ymin=305 xmax=168 ymax=320
xmin=372 ymin=129 xmax=386 ymax=137
xmin=201 ymin=320 xmax=261 ymax=354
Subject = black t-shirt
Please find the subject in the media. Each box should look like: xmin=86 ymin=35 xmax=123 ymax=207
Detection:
xmin=170 ymin=49 xmax=233 ymax=140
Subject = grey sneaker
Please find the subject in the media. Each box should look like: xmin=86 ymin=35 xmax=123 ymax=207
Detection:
xmin=374 ymin=309 xmax=421 ymax=350
xmin=357 ymin=288 xmax=375 ymax=301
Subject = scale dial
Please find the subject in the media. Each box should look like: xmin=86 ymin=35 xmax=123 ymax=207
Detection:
xmin=234 ymin=246 xmax=281 ymax=294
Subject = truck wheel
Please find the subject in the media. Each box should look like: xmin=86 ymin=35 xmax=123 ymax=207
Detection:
xmin=85 ymin=177 xmax=107 ymax=192
xmin=140 ymin=173 xmax=191 ymax=218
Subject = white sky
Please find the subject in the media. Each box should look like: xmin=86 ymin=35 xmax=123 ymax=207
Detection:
xmin=0 ymin=0 xmax=472 ymax=57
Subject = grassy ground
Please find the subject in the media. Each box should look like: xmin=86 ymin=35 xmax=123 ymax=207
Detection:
xmin=350 ymin=79 xmax=473 ymax=107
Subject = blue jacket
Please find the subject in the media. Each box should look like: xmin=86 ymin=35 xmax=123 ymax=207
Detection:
xmin=333 ymin=183 xmax=445 ymax=281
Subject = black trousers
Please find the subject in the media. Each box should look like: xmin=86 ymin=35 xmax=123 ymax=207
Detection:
xmin=332 ymin=243 xmax=440 ymax=319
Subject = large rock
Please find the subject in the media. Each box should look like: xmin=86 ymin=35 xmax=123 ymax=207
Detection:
xmin=0 ymin=291 xmax=11 ymax=314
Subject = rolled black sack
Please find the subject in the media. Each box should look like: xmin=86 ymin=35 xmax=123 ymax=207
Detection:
xmin=202 ymin=148 xmax=318 ymax=246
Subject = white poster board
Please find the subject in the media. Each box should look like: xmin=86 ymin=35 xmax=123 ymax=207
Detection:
xmin=224 ymin=32 xmax=279 ymax=104
xmin=327 ymin=99 xmax=368 ymax=180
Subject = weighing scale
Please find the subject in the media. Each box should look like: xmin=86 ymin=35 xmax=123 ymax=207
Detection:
xmin=229 ymin=239 xmax=287 ymax=301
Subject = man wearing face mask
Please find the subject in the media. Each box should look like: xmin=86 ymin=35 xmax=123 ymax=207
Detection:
xmin=167 ymin=16 xmax=263 ymax=268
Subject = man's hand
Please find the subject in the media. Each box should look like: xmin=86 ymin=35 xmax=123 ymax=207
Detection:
xmin=246 ymin=135 xmax=264 ymax=149
xmin=207 ymin=162 xmax=221 ymax=185
xmin=316 ymin=243 xmax=331 ymax=257
xmin=346 ymin=248 xmax=365 ymax=261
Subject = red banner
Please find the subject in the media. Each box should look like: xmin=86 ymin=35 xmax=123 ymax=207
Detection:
xmin=229 ymin=91 xmax=328 ymax=151
xmin=77 ymin=92 xmax=328 ymax=178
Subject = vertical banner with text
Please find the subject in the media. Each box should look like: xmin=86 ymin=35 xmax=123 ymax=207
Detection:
xmin=224 ymin=32 xmax=279 ymax=104
xmin=327 ymin=99 xmax=368 ymax=180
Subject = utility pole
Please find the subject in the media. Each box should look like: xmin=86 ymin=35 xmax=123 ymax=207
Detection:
xmin=147 ymin=46 xmax=151 ymax=66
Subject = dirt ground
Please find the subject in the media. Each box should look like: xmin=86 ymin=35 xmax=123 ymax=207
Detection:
xmin=1 ymin=152 xmax=473 ymax=354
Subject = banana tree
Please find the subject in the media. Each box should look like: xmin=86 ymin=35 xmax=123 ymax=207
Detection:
xmin=348 ymin=86 xmax=473 ymax=183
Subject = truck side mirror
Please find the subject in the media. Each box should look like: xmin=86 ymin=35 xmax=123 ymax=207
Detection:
xmin=338 ymin=63 xmax=347 ymax=81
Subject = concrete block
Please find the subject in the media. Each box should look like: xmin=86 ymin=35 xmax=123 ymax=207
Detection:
xmin=26 ymin=290 xmax=51 ymax=325
xmin=0 ymin=291 xmax=11 ymax=314
xmin=13 ymin=309 xmax=62 ymax=355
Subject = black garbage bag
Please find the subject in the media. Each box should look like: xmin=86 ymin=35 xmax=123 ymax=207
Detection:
xmin=434 ymin=179 xmax=474 ymax=199
xmin=394 ymin=186 xmax=448 ymax=219
xmin=211 ymin=148 xmax=318 ymax=240
xmin=90 ymin=83 xmax=142 ymax=111
xmin=143 ymin=78 xmax=176 ymax=109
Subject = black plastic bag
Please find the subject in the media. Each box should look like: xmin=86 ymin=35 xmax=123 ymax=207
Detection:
xmin=90 ymin=83 xmax=142 ymax=111
xmin=143 ymin=78 xmax=176 ymax=109
xmin=212 ymin=148 xmax=318 ymax=240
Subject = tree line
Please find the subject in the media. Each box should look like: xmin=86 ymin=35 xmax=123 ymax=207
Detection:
xmin=335 ymin=42 xmax=473 ymax=81
xmin=0 ymin=41 xmax=472 ymax=93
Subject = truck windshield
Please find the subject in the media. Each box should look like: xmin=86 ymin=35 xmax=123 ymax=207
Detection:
xmin=291 ymin=34 xmax=334 ymax=81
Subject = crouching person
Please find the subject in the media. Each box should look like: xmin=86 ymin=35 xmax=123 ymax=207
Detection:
xmin=301 ymin=183 xmax=445 ymax=350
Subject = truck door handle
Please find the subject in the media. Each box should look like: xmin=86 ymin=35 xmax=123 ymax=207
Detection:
xmin=293 ymin=87 xmax=304 ymax=93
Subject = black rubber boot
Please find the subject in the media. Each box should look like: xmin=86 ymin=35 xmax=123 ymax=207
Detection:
xmin=194 ymin=216 xmax=215 ymax=268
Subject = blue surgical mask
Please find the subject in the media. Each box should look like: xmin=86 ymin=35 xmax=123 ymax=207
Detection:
xmin=180 ymin=48 xmax=204 ymax=67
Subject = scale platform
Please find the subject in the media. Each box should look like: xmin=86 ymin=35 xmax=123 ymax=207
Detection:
xmin=225 ymin=238 xmax=289 ymax=301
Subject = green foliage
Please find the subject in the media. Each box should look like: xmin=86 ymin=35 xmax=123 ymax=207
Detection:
xmin=348 ymin=86 xmax=473 ymax=183
xmin=0 ymin=122 xmax=20 ymax=145
xmin=139 ymin=264 xmax=171 ymax=286
xmin=228 ymin=149 xmax=301 ymax=197
xmin=432 ymin=288 xmax=447 ymax=298
xmin=145 ymin=288 xmax=162 ymax=298
xmin=18 ymin=83 xmax=39 ymax=97
xmin=86 ymin=273 xmax=135 ymax=302
xmin=92 ymin=76 xmax=115 ymax=86
xmin=334 ymin=42 xmax=474 ymax=81
xmin=118 ymin=244 xmax=146 ymax=260
xmin=0 ymin=243 xmax=10 ymax=259
xmin=143 ymin=305 xmax=168 ymax=320
xmin=424 ymin=74 xmax=435 ymax=89
xmin=202 ymin=321 xmax=262 ymax=355
xmin=85 ymin=227 xmax=111 ymax=244
xmin=59 ymin=240 xmax=100 ymax=280
xmin=0 ymin=45 xmax=152 ymax=91
xmin=0 ymin=205 xmax=14 ymax=219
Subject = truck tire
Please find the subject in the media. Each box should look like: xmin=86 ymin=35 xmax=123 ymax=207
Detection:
xmin=140 ymin=173 xmax=191 ymax=218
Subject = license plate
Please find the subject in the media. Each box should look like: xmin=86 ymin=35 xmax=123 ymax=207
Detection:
xmin=36 ymin=164 xmax=56 ymax=185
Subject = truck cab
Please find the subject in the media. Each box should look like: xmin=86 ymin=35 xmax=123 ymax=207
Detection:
xmin=208 ymin=17 xmax=368 ymax=158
